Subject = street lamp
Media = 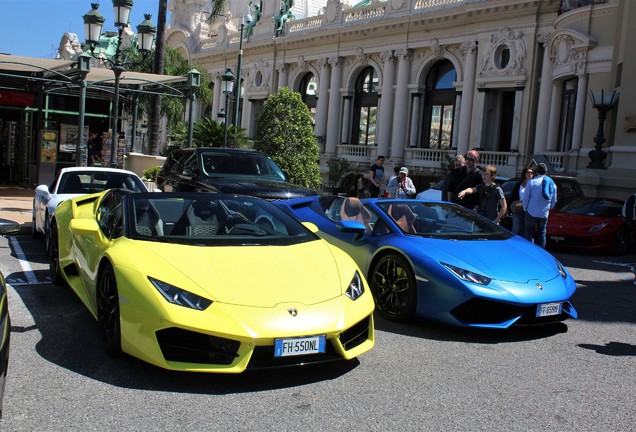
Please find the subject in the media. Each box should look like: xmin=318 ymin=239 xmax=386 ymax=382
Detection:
xmin=234 ymin=12 xmax=252 ymax=129
xmin=82 ymin=1 xmax=156 ymax=168
xmin=221 ymin=68 xmax=235 ymax=148
xmin=587 ymin=89 xmax=619 ymax=169
xmin=186 ymin=69 xmax=201 ymax=148
xmin=75 ymin=52 xmax=91 ymax=167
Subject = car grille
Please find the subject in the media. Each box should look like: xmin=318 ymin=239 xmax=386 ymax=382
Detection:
xmin=247 ymin=316 xmax=372 ymax=369
xmin=248 ymin=343 xmax=342 ymax=369
xmin=340 ymin=317 xmax=371 ymax=351
xmin=156 ymin=328 xmax=240 ymax=365
xmin=451 ymin=298 xmax=573 ymax=326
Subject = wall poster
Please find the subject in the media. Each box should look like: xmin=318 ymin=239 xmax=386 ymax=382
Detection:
xmin=40 ymin=130 xmax=58 ymax=163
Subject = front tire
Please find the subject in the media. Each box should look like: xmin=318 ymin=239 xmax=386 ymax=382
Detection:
xmin=97 ymin=264 xmax=122 ymax=357
xmin=370 ymin=253 xmax=417 ymax=322
xmin=48 ymin=221 xmax=64 ymax=286
xmin=614 ymin=226 xmax=630 ymax=255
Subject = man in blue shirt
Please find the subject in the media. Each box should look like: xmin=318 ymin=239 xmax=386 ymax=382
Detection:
xmin=522 ymin=163 xmax=557 ymax=248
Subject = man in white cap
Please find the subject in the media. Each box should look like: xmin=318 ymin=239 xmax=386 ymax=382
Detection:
xmin=386 ymin=167 xmax=416 ymax=198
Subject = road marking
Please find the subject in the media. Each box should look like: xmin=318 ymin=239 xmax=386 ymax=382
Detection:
xmin=9 ymin=236 xmax=39 ymax=285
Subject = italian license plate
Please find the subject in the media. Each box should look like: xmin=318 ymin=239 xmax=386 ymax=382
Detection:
xmin=274 ymin=335 xmax=326 ymax=357
xmin=536 ymin=302 xmax=563 ymax=317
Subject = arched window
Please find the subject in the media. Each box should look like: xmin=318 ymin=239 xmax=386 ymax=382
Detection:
xmin=423 ymin=60 xmax=456 ymax=149
xmin=299 ymin=73 xmax=318 ymax=124
xmin=352 ymin=67 xmax=379 ymax=146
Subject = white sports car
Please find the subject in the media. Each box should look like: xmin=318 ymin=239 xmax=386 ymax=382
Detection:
xmin=32 ymin=167 xmax=147 ymax=251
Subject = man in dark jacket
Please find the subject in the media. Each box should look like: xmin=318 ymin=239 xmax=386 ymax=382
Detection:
xmin=446 ymin=149 xmax=483 ymax=209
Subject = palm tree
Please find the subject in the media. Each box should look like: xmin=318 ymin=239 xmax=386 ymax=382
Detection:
xmin=148 ymin=0 xmax=168 ymax=155
xmin=207 ymin=0 xmax=228 ymax=24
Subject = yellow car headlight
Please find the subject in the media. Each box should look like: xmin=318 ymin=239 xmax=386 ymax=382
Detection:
xmin=345 ymin=271 xmax=364 ymax=301
xmin=148 ymin=277 xmax=213 ymax=310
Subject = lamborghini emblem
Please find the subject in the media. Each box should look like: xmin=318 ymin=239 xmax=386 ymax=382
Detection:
xmin=288 ymin=308 xmax=298 ymax=317
xmin=536 ymin=283 xmax=543 ymax=290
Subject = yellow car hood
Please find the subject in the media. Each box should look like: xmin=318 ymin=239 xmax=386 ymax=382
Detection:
xmin=131 ymin=240 xmax=347 ymax=308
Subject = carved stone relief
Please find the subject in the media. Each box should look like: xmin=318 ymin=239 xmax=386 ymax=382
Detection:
xmin=548 ymin=31 xmax=594 ymax=78
xmin=479 ymin=27 xmax=527 ymax=77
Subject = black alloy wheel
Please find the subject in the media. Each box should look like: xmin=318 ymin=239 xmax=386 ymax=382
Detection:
xmin=97 ymin=264 xmax=123 ymax=357
xmin=614 ymin=226 xmax=630 ymax=255
xmin=48 ymin=221 xmax=64 ymax=285
xmin=370 ymin=253 xmax=417 ymax=322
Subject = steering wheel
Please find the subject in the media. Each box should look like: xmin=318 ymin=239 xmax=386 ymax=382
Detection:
xmin=219 ymin=217 xmax=267 ymax=236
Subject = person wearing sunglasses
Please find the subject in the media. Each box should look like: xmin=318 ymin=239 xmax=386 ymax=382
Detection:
xmin=446 ymin=149 xmax=483 ymax=209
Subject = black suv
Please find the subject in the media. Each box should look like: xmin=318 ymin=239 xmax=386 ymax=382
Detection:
xmin=156 ymin=148 xmax=316 ymax=200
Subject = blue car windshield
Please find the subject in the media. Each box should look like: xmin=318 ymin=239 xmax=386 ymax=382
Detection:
xmin=375 ymin=201 xmax=513 ymax=240
xmin=127 ymin=193 xmax=318 ymax=246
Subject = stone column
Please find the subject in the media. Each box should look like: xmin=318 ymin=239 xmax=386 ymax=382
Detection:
xmin=325 ymin=57 xmax=343 ymax=157
xmin=457 ymin=41 xmax=478 ymax=156
xmin=510 ymin=88 xmax=524 ymax=151
xmin=212 ymin=73 xmax=222 ymax=121
xmin=545 ymin=80 xmax=563 ymax=152
xmin=377 ymin=50 xmax=395 ymax=158
xmin=570 ymin=73 xmax=588 ymax=150
xmin=390 ymin=49 xmax=412 ymax=161
xmin=534 ymin=34 xmax=553 ymax=152
xmin=277 ymin=63 xmax=289 ymax=90
xmin=452 ymin=92 xmax=462 ymax=148
xmin=471 ymin=90 xmax=486 ymax=149
xmin=341 ymin=97 xmax=352 ymax=143
xmin=409 ymin=94 xmax=422 ymax=148
xmin=241 ymin=96 xmax=252 ymax=134
xmin=314 ymin=57 xmax=330 ymax=141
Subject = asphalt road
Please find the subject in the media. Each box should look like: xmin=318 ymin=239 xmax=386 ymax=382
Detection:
xmin=2 ymin=233 xmax=635 ymax=431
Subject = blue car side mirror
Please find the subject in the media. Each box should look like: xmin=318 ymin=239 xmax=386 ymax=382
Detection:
xmin=336 ymin=220 xmax=366 ymax=234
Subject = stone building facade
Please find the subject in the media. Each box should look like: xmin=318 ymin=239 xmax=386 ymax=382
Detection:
xmin=165 ymin=0 xmax=635 ymax=198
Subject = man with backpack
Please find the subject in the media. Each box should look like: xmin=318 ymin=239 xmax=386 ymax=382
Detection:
xmin=457 ymin=165 xmax=507 ymax=224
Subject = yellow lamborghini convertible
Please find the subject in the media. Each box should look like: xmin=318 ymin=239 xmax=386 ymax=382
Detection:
xmin=49 ymin=190 xmax=374 ymax=373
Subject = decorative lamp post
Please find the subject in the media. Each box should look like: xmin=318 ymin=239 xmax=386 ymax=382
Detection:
xmin=233 ymin=12 xmax=252 ymax=129
xmin=221 ymin=68 xmax=235 ymax=148
xmin=587 ymin=89 xmax=619 ymax=169
xmin=82 ymin=1 xmax=155 ymax=168
xmin=136 ymin=13 xmax=156 ymax=52
xmin=76 ymin=52 xmax=91 ymax=167
xmin=186 ymin=69 xmax=201 ymax=148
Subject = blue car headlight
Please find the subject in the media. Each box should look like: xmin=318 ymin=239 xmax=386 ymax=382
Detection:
xmin=149 ymin=277 xmax=213 ymax=310
xmin=441 ymin=262 xmax=492 ymax=286
xmin=345 ymin=271 xmax=364 ymax=301
xmin=556 ymin=260 xmax=567 ymax=278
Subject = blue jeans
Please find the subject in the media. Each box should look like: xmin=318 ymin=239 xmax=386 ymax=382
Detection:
xmin=524 ymin=213 xmax=547 ymax=248
xmin=512 ymin=211 xmax=525 ymax=235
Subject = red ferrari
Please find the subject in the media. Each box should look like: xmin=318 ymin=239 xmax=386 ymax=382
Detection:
xmin=547 ymin=197 xmax=635 ymax=255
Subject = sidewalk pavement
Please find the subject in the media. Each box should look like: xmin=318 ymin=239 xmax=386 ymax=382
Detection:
xmin=0 ymin=186 xmax=35 ymax=232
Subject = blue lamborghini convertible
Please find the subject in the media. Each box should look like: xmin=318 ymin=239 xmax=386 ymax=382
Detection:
xmin=275 ymin=196 xmax=578 ymax=328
